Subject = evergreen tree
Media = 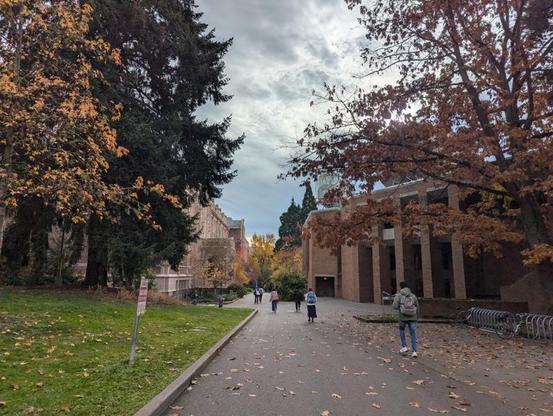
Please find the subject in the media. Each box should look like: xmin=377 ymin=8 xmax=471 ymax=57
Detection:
xmin=275 ymin=198 xmax=302 ymax=251
xmin=300 ymin=183 xmax=318 ymax=222
xmin=275 ymin=184 xmax=318 ymax=251
xmin=83 ymin=0 xmax=243 ymax=286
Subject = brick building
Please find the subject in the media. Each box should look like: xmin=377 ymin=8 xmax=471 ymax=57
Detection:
xmin=303 ymin=179 xmax=548 ymax=312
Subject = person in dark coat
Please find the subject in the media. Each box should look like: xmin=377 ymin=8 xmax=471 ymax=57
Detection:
xmin=293 ymin=290 xmax=303 ymax=312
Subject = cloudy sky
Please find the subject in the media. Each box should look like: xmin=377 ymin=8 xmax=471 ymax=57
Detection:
xmin=196 ymin=0 xmax=368 ymax=238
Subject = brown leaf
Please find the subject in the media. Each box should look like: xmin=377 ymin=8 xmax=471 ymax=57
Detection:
xmin=409 ymin=401 xmax=420 ymax=408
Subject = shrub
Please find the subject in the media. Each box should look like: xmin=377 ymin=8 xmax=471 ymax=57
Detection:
xmin=226 ymin=283 xmax=248 ymax=298
xmin=271 ymin=271 xmax=307 ymax=301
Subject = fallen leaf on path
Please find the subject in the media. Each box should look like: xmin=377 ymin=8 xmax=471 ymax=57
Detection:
xmin=413 ymin=379 xmax=425 ymax=385
xmin=409 ymin=401 xmax=420 ymax=408
xmin=331 ymin=393 xmax=342 ymax=399
xmin=169 ymin=406 xmax=183 ymax=410
xmin=448 ymin=392 xmax=461 ymax=399
xmin=320 ymin=411 xmax=332 ymax=416
xmin=372 ymin=403 xmax=381 ymax=409
xmin=451 ymin=405 xmax=467 ymax=412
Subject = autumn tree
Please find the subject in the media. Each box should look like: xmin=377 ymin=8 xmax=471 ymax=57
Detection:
xmin=82 ymin=0 xmax=243 ymax=286
xmin=202 ymin=256 xmax=232 ymax=294
xmin=272 ymin=246 xmax=303 ymax=275
xmin=233 ymin=258 xmax=250 ymax=285
xmin=290 ymin=1 xmax=553 ymax=280
xmin=248 ymin=234 xmax=275 ymax=284
xmin=0 ymin=1 xmax=127 ymax=253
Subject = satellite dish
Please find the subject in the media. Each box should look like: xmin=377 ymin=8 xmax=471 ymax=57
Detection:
xmin=317 ymin=173 xmax=341 ymax=207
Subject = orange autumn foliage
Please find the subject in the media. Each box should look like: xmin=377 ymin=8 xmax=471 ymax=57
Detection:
xmin=290 ymin=0 xmax=553 ymax=267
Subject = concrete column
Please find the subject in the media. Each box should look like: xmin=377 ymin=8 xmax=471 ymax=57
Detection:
xmin=448 ymin=186 xmax=467 ymax=299
xmin=371 ymin=224 xmax=384 ymax=304
xmin=342 ymin=244 xmax=360 ymax=302
xmin=393 ymin=197 xmax=405 ymax=286
xmin=418 ymin=190 xmax=434 ymax=298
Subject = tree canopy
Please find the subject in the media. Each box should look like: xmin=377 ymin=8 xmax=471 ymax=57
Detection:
xmin=290 ymin=0 xmax=553 ymax=268
xmin=0 ymin=1 xmax=128 ymax=254
xmin=81 ymin=0 xmax=243 ymax=286
xmin=248 ymin=234 xmax=275 ymax=284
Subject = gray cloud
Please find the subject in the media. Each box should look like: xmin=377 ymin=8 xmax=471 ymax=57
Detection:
xmin=196 ymin=0 xmax=367 ymax=237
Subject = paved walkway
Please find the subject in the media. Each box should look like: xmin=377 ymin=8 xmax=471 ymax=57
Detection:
xmin=165 ymin=294 xmax=522 ymax=416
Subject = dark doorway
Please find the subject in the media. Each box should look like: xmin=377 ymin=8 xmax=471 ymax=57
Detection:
xmin=315 ymin=276 xmax=335 ymax=297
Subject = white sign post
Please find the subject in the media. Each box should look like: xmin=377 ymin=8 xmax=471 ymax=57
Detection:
xmin=129 ymin=277 xmax=148 ymax=364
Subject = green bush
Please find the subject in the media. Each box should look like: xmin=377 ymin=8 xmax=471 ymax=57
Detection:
xmin=271 ymin=271 xmax=307 ymax=301
xmin=226 ymin=283 xmax=248 ymax=298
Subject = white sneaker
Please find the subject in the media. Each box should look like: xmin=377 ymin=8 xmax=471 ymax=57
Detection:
xmin=412 ymin=352 xmax=418 ymax=358
xmin=399 ymin=347 xmax=408 ymax=354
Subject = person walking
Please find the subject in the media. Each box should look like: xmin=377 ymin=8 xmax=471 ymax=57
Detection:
xmin=254 ymin=287 xmax=260 ymax=304
xmin=293 ymin=290 xmax=303 ymax=312
xmin=270 ymin=289 xmax=279 ymax=313
xmin=259 ymin=287 xmax=264 ymax=303
xmin=392 ymin=281 xmax=419 ymax=358
xmin=305 ymin=288 xmax=317 ymax=322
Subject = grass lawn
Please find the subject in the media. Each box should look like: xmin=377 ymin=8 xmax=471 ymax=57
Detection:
xmin=0 ymin=289 xmax=252 ymax=416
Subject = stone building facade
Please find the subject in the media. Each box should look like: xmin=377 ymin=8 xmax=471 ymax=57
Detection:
xmin=228 ymin=218 xmax=249 ymax=264
xmin=303 ymin=180 xmax=538 ymax=310
xmin=155 ymin=201 xmax=247 ymax=295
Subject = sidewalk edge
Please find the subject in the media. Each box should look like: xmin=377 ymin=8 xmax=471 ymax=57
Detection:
xmin=134 ymin=308 xmax=258 ymax=416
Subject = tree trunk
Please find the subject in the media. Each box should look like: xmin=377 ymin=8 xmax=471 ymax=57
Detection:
xmin=84 ymin=216 xmax=108 ymax=286
xmin=518 ymin=194 xmax=552 ymax=247
xmin=56 ymin=222 xmax=66 ymax=286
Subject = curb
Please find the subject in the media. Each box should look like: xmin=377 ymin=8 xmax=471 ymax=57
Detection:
xmin=134 ymin=308 xmax=258 ymax=416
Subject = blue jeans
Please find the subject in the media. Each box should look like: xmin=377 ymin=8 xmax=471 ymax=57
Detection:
xmin=399 ymin=321 xmax=417 ymax=352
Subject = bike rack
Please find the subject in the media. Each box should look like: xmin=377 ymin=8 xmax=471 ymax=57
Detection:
xmin=464 ymin=307 xmax=553 ymax=341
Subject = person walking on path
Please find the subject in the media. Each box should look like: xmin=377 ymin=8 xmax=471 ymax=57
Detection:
xmin=305 ymin=288 xmax=317 ymax=322
xmin=254 ymin=287 xmax=260 ymax=304
xmin=293 ymin=290 xmax=303 ymax=312
xmin=270 ymin=289 xmax=279 ymax=313
xmin=392 ymin=281 xmax=419 ymax=358
xmin=259 ymin=287 xmax=264 ymax=303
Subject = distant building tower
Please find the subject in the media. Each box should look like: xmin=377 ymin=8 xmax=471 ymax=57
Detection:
xmin=316 ymin=173 xmax=341 ymax=208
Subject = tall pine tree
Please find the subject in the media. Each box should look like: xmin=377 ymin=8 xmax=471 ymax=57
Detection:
xmin=83 ymin=0 xmax=243 ymax=286
xmin=300 ymin=183 xmax=317 ymax=221
xmin=275 ymin=184 xmax=318 ymax=251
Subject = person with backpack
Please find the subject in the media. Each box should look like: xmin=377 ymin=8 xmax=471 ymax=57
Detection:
xmin=392 ymin=281 xmax=419 ymax=357
xmin=254 ymin=287 xmax=260 ymax=304
xmin=292 ymin=290 xmax=303 ymax=312
xmin=270 ymin=289 xmax=279 ymax=313
xmin=305 ymin=288 xmax=317 ymax=322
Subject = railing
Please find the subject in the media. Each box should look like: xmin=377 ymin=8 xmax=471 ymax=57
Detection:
xmin=465 ymin=307 xmax=553 ymax=340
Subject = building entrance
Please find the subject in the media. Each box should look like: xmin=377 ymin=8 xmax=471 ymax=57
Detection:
xmin=316 ymin=275 xmax=335 ymax=297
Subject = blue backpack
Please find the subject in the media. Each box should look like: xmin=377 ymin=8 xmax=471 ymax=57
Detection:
xmin=306 ymin=292 xmax=316 ymax=304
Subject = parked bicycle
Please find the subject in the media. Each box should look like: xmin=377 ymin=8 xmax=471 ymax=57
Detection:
xmin=451 ymin=307 xmax=474 ymax=327
xmin=495 ymin=312 xmax=525 ymax=339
